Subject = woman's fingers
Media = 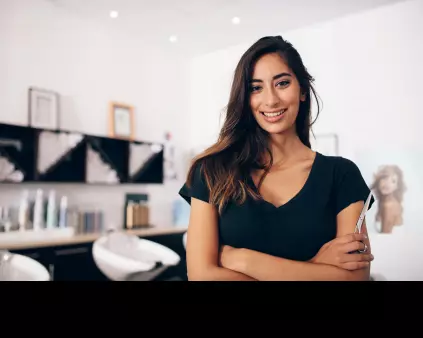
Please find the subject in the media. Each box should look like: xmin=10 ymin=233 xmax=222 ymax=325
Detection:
xmin=341 ymin=261 xmax=371 ymax=271
xmin=342 ymin=240 xmax=367 ymax=254
xmin=335 ymin=233 xmax=368 ymax=245
xmin=340 ymin=252 xmax=374 ymax=263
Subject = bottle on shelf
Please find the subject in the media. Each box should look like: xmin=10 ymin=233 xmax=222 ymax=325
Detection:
xmin=32 ymin=189 xmax=44 ymax=231
xmin=18 ymin=190 xmax=30 ymax=232
xmin=46 ymin=190 xmax=57 ymax=229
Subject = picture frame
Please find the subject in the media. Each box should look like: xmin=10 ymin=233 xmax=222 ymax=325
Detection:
xmin=28 ymin=87 xmax=60 ymax=130
xmin=109 ymin=101 xmax=135 ymax=140
xmin=312 ymin=133 xmax=339 ymax=156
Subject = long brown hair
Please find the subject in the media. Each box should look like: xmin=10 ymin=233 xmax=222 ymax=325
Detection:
xmin=186 ymin=36 xmax=320 ymax=213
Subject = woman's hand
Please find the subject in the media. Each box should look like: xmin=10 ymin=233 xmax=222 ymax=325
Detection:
xmin=310 ymin=233 xmax=374 ymax=270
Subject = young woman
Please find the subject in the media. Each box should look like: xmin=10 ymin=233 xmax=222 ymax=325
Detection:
xmin=179 ymin=36 xmax=375 ymax=281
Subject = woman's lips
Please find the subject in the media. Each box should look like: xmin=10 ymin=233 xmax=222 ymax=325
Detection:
xmin=260 ymin=109 xmax=286 ymax=123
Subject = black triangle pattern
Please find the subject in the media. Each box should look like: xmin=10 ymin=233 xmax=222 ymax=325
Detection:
xmin=0 ymin=123 xmax=164 ymax=184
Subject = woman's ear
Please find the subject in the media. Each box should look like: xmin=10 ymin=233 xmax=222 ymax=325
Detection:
xmin=300 ymin=90 xmax=306 ymax=102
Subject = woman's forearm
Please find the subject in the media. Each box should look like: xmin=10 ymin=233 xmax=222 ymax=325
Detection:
xmin=189 ymin=266 xmax=257 ymax=281
xmin=236 ymin=249 xmax=369 ymax=281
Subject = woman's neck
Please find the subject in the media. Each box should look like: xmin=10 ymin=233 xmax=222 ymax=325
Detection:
xmin=267 ymin=129 xmax=310 ymax=166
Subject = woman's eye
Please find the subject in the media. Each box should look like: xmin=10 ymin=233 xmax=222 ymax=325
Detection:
xmin=277 ymin=81 xmax=290 ymax=87
xmin=276 ymin=80 xmax=290 ymax=87
xmin=250 ymin=86 xmax=261 ymax=92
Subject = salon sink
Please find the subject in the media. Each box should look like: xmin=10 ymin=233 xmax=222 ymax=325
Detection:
xmin=183 ymin=232 xmax=187 ymax=250
xmin=0 ymin=251 xmax=50 ymax=281
xmin=92 ymin=231 xmax=180 ymax=281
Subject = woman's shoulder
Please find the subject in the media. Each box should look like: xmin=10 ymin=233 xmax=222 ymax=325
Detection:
xmin=178 ymin=159 xmax=210 ymax=205
xmin=316 ymin=153 xmax=374 ymax=214
xmin=318 ymin=152 xmax=357 ymax=166
xmin=316 ymin=153 xmax=362 ymax=177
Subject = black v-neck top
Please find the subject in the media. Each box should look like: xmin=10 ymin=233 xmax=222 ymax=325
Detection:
xmin=179 ymin=152 xmax=374 ymax=262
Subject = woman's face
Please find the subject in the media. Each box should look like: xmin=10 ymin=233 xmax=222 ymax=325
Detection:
xmin=379 ymin=173 xmax=399 ymax=196
xmin=249 ymin=53 xmax=305 ymax=135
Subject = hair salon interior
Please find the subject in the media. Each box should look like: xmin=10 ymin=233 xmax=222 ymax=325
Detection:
xmin=0 ymin=0 xmax=422 ymax=281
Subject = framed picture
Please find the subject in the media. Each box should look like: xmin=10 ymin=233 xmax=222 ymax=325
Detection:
xmin=311 ymin=133 xmax=339 ymax=156
xmin=109 ymin=101 xmax=135 ymax=140
xmin=356 ymin=148 xmax=423 ymax=236
xmin=28 ymin=87 xmax=60 ymax=130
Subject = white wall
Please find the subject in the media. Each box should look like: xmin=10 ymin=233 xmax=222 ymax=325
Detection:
xmin=188 ymin=0 xmax=423 ymax=280
xmin=0 ymin=0 xmax=190 ymax=229
xmin=190 ymin=0 xmax=423 ymax=152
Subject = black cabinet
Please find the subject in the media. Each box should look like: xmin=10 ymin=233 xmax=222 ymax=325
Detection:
xmin=18 ymin=246 xmax=53 ymax=272
xmin=52 ymin=244 xmax=108 ymax=281
xmin=0 ymin=122 xmax=164 ymax=184
xmin=11 ymin=242 xmax=108 ymax=281
xmin=10 ymin=232 xmax=187 ymax=281
xmin=0 ymin=123 xmax=37 ymax=182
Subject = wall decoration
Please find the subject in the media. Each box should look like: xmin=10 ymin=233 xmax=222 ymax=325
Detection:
xmin=109 ymin=102 xmax=134 ymax=140
xmin=370 ymin=165 xmax=406 ymax=234
xmin=0 ymin=122 xmax=164 ymax=184
xmin=356 ymin=149 xmax=423 ymax=235
xmin=0 ymin=124 xmax=36 ymax=182
xmin=129 ymin=143 xmax=156 ymax=177
xmin=37 ymin=130 xmax=86 ymax=182
xmin=0 ymin=138 xmax=24 ymax=182
xmin=86 ymin=144 xmax=119 ymax=184
xmin=163 ymin=132 xmax=177 ymax=181
xmin=37 ymin=130 xmax=84 ymax=182
xmin=28 ymin=87 xmax=60 ymax=130
xmin=0 ymin=152 xmax=24 ymax=182
xmin=85 ymin=135 xmax=127 ymax=184
xmin=311 ymin=133 xmax=339 ymax=156
xmin=128 ymin=142 xmax=163 ymax=183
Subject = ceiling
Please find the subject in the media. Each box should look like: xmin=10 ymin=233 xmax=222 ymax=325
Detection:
xmin=47 ymin=0 xmax=406 ymax=56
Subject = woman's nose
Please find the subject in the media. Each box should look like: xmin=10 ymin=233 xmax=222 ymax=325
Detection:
xmin=264 ymin=89 xmax=281 ymax=108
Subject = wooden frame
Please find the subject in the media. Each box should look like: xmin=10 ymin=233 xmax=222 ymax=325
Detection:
xmin=109 ymin=101 xmax=135 ymax=140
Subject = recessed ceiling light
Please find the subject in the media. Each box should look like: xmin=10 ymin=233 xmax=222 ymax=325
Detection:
xmin=232 ymin=17 xmax=241 ymax=25
xmin=109 ymin=10 xmax=119 ymax=19
xmin=169 ymin=35 xmax=178 ymax=43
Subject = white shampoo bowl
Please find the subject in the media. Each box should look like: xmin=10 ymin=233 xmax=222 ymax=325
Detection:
xmin=183 ymin=232 xmax=187 ymax=250
xmin=0 ymin=252 xmax=50 ymax=281
xmin=92 ymin=231 xmax=180 ymax=281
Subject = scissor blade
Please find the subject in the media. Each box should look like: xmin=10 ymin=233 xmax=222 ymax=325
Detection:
xmin=354 ymin=192 xmax=373 ymax=234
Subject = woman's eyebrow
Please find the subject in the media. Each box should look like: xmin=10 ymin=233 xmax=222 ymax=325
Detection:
xmin=250 ymin=72 xmax=292 ymax=83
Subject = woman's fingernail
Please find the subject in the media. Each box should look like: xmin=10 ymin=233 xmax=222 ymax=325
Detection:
xmin=363 ymin=234 xmax=368 ymax=239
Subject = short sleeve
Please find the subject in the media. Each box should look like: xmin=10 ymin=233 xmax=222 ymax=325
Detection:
xmin=334 ymin=158 xmax=375 ymax=215
xmin=178 ymin=162 xmax=210 ymax=205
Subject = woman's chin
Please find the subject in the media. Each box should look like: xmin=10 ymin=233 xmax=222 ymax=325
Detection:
xmin=260 ymin=123 xmax=293 ymax=135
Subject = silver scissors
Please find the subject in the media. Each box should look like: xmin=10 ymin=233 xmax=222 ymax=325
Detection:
xmin=352 ymin=191 xmax=373 ymax=253
xmin=354 ymin=191 xmax=373 ymax=234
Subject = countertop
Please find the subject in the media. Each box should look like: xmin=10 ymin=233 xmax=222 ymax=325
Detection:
xmin=0 ymin=227 xmax=187 ymax=250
